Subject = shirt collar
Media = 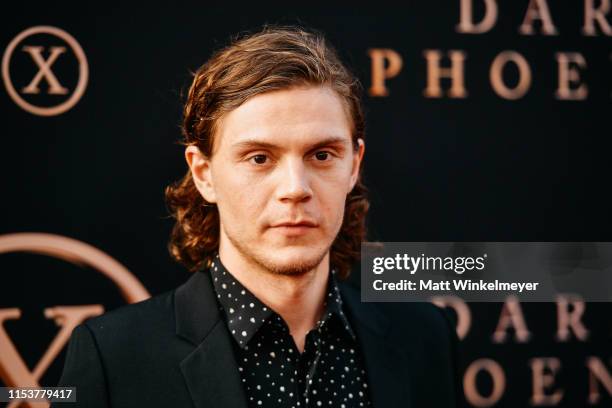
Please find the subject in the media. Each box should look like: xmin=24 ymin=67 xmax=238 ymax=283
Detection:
xmin=208 ymin=254 xmax=356 ymax=348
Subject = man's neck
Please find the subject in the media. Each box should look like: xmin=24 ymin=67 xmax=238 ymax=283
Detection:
xmin=217 ymin=246 xmax=329 ymax=353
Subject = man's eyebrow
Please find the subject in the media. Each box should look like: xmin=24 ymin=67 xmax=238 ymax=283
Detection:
xmin=308 ymin=136 xmax=350 ymax=151
xmin=231 ymin=136 xmax=350 ymax=151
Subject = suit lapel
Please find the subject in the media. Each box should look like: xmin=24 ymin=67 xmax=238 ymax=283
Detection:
xmin=173 ymin=270 xmax=412 ymax=408
xmin=175 ymin=270 xmax=248 ymax=408
xmin=339 ymin=282 xmax=413 ymax=408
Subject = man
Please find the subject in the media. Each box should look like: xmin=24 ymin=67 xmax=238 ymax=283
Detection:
xmin=55 ymin=26 xmax=459 ymax=408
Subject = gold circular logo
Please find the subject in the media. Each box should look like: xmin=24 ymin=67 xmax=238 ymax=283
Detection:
xmin=0 ymin=233 xmax=149 ymax=389
xmin=1 ymin=26 xmax=89 ymax=117
xmin=0 ymin=232 xmax=149 ymax=302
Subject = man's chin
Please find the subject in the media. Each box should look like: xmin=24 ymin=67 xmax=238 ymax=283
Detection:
xmin=257 ymin=247 xmax=329 ymax=276
xmin=224 ymin=230 xmax=330 ymax=276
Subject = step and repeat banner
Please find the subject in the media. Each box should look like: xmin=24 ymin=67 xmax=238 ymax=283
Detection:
xmin=1 ymin=2 xmax=611 ymax=407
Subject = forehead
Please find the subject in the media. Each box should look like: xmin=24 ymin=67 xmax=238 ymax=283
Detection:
xmin=214 ymin=85 xmax=352 ymax=152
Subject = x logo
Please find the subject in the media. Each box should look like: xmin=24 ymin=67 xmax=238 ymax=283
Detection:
xmin=2 ymin=26 xmax=89 ymax=116
xmin=0 ymin=305 xmax=104 ymax=408
xmin=0 ymin=232 xmax=150 ymax=407
xmin=20 ymin=46 xmax=68 ymax=95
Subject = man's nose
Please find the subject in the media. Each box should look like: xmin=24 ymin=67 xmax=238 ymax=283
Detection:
xmin=276 ymin=158 xmax=312 ymax=203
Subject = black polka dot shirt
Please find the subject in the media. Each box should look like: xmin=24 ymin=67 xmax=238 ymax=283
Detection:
xmin=209 ymin=256 xmax=372 ymax=408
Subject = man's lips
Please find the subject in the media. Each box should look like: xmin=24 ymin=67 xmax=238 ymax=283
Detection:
xmin=271 ymin=220 xmax=318 ymax=228
xmin=269 ymin=220 xmax=318 ymax=235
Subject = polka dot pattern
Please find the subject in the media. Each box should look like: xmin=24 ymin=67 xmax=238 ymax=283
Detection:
xmin=209 ymin=256 xmax=372 ymax=408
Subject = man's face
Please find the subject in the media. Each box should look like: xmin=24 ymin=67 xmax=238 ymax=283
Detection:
xmin=187 ymin=85 xmax=364 ymax=275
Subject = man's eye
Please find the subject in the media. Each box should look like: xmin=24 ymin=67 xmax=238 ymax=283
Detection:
xmin=314 ymin=151 xmax=330 ymax=161
xmin=250 ymin=154 xmax=268 ymax=165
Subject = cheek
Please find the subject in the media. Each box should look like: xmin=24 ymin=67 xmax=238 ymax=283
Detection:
xmin=314 ymin=177 xmax=349 ymax=226
xmin=320 ymin=159 xmax=354 ymax=192
xmin=214 ymin=169 xmax=269 ymax=224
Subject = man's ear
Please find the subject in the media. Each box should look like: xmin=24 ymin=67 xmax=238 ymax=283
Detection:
xmin=185 ymin=145 xmax=217 ymax=203
xmin=348 ymin=138 xmax=365 ymax=192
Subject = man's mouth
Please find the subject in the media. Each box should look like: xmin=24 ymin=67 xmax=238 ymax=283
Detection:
xmin=272 ymin=220 xmax=318 ymax=228
xmin=269 ymin=220 xmax=318 ymax=236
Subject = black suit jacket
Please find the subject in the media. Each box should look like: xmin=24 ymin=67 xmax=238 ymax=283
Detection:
xmin=54 ymin=270 xmax=459 ymax=407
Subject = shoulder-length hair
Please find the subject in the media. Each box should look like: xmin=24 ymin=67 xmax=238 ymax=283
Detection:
xmin=165 ymin=25 xmax=369 ymax=279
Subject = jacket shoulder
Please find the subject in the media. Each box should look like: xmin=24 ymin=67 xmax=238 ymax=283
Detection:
xmin=84 ymin=289 xmax=175 ymax=337
xmin=58 ymin=288 xmax=199 ymax=406
xmin=338 ymin=281 xmax=456 ymax=340
xmin=77 ymin=288 xmax=187 ymax=366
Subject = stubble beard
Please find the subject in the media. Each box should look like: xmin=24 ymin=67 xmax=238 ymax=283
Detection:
xmin=225 ymin=228 xmax=331 ymax=277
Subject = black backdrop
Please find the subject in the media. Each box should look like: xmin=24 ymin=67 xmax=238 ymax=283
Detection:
xmin=1 ymin=2 xmax=611 ymax=407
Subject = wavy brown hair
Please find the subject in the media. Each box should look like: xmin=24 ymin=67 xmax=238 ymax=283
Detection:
xmin=165 ymin=25 xmax=369 ymax=279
